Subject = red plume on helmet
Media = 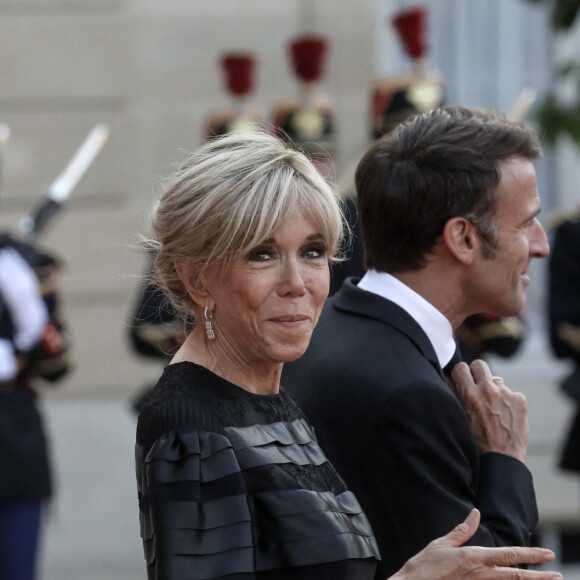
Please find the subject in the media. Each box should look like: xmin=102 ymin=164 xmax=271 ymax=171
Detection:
xmin=369 ymin=5 xmax=443 ymax=140
xmin=391 ymin=6 xmax=427 ymax=61
xmin=203 ymin=52 xmax=262 ymax=140
xmin=221 ymin=53 xmax=255 ymax=96
xmin=289 ymin=36 xmax=328 ymax=83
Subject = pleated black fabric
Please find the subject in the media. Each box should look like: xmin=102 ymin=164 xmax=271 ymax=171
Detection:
xmin=136 ymin=361 xmax=380 ymax=580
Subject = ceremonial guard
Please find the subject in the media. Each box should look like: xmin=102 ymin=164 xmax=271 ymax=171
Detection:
xmin=271 ymin=35 xmax=337 ymax=178
xmin=455 ymin=312 xmax=527 ymax=363
xmin=0 ymin=232 xmax=70 ymax=580
xmin=129 ymin=226 xmax=195 ymax=413
xmin=128 ymin=263 xmax=191 ymax=413
xmin=0 ymin=124 xmax=84 ymax=578
xmin=128 ymin=267 xmax=189 ymax=363
xmin=548 ymin=209 xmax=580 ymax=475
xmin=371 ymin=6 xmax=443 ymax=138
xmin=331 ymin=7 xmax=446 ymax=295
xmin=203 ymin=52 xmax=263 ymax=140
xmin=0 ymin=123 xmax=105 ymax=579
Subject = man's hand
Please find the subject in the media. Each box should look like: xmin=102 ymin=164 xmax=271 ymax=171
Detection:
xmin=449 ymin=359 xmax=529 ymax=462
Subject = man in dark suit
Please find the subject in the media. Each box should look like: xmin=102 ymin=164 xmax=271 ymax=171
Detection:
xmin=282 ymin=106 xmax=550 ymax=578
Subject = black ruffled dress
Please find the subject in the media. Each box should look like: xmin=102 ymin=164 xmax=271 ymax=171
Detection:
xmin=136 ymin=361 xmax=380 ymax=579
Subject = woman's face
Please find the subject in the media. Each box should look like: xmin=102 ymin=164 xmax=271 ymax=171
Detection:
xmin=203 ymin=209 xmax=331 ymax=369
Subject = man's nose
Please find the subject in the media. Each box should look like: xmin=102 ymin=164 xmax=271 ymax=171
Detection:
xmin=531 ymin=219 xmax=550 ymax=259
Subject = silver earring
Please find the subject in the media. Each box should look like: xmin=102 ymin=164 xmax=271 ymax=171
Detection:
xmin=204 ymin=306 xmax=215 ymax=340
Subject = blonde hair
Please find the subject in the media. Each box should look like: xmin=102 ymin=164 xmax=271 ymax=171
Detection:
xmin=146 ymin=130 xmax=345 ymax=316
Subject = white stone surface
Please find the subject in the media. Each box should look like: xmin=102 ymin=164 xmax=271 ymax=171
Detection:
xmin=39 ymin=398 xmax=143 ymax=580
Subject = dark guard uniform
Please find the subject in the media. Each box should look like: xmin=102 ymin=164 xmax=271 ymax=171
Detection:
xmin=0 ymin=233 xmax=70 ymax=580
xmin=128 ymin=260 xmax=191 ymax=413
xmin=0 ymin=233 xmax=70 ymax=501
xmin=455 ymin=313 xmax=527 ymax=364
xmin=548 ymin=210 xmax=580 ymax=472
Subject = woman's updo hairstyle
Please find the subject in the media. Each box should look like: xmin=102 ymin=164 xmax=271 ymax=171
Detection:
xmin=146 ymin=130 xmax=345 ymax=317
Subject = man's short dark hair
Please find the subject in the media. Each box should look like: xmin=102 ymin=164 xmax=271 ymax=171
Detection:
xmin=355 ymin=105 xmax=542 ymax=273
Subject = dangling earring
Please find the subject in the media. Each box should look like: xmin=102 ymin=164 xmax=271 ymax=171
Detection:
xmin=204 ymin=306 xmax=215 ymax=340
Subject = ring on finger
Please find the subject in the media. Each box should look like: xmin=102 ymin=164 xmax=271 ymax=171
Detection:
xmin=491 ymin=376 xmax=503 ymax=385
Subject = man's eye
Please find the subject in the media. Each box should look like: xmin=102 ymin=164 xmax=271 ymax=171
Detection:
xmin=524 ymin=218 xmax=537 ymax=229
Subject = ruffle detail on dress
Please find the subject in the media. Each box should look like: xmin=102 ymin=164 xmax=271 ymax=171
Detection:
xmin=251 ymin=488 xmax=380 ymax=570
xmin=226 ymin=418 xmax=314 ymax=449
xmin=137 ymin=429 xmax=254 ymax=575
xmin=225 ymin=418 xmax=328 ymax=470
xmin=143 ymin=428 xmax=242 ymax=484
xmin=145 ymin=427 xmax=233 ymax=463
xmin=254 ymin=487 xmax=363 ymax=518
xmin=137 ymin=420 xmax=379 ymax=578
xmin=139 ymin=495 xmax=252 ymax=541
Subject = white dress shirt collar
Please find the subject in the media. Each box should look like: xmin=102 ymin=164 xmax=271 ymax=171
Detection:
xmin=357 ymin=269 xmax=456 ymax=368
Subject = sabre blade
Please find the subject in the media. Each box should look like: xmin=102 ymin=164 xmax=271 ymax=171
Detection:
xmin=0 ymin=124 xmax=11 ymax=150
xmin=508 ymin=87 xmax=537 ymax=122
xmin=20 ymin=124 xmax=110 ymax=238
xmin=48 ymin=124 xmax=110 ymax=203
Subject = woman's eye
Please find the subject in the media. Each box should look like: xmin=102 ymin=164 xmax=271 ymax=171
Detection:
xmin=248 ymin=248 xmax=274 ymax=261
xmin=303 ymin=244 xmax=327 ymax=259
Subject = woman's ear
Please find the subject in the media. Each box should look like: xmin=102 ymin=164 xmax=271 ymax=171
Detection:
xmin=174 ymin=259 xmax=213 ymax=307
xmin=442 ymin=217 xmax=479 ymax=265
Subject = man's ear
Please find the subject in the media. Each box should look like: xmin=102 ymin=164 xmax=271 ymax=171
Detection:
xmin=442 ymin=217 xmax=479 ymax=265
xmin=174 ymin=259 xmax=213 ymax=307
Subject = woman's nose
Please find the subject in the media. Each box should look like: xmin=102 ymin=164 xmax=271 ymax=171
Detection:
xmin=278 ymin=259 xmax=306 ymax=296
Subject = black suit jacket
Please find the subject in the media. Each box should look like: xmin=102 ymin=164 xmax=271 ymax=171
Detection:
xmin=282 ymin=278 xmax=538 ymax=578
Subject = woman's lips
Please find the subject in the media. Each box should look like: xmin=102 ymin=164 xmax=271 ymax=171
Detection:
xmin=270 ymin=314 xmax=309 ymax=323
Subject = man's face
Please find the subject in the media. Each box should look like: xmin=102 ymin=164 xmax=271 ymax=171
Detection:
xmin=467 ymin=157 xmax=549 ymax=317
